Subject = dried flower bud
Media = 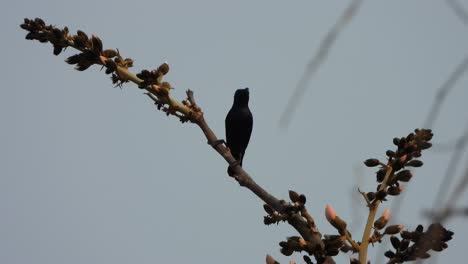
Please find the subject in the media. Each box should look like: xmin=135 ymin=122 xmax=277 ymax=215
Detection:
xmin=366 ymin=192 xmax=376 ymax=201
xmin=280 ymin=247 xmax=293 ymax=256
xmin=399 ymin=239 xmax=410 ymax=250
xmin=384 ymin=250 xmax=395 ymax=258
xmin=390 ymin=236 xmax=400 ymax=249
xmin=303 ymin=255 xmax=313 ymax=264
xmin=374 ymin=208 xmax=390 ymax=230
xmin=384 ymin=224 xmax=404 ymax=235
xmin=376 ymin=169 xmax=386 ymax=182
xmin=158 ymin=62 xmax=170 ymax=75
xmin=289 ymin=190 xmax=299 ymax=203
xmin=364 ymin=158 xmax=380 ymax=167
xmin=375 ymin=190 xmax=387 ymax=201
xmin=298 ymin=194 xmax=306 ymax=205
xmin=388 ymin=186 xmax=404 ymax=196
xmin=407 ymin=160 xmax=423 ymax=167
xmin=400 ymin=230 xmax=412 ymax=239
xmin=395 ymin=170 xmax=412 ymax=182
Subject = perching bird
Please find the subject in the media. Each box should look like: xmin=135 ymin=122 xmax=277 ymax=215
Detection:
xmin=225 ymin=88 xmax=253 ymax=176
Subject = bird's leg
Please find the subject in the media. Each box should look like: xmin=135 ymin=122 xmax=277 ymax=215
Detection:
xmin=228 ymin=160 xmax=240 ymax=168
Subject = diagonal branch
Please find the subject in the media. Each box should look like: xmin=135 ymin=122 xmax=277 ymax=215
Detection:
xmin=21 ymin=17 xmax=332 ymax=264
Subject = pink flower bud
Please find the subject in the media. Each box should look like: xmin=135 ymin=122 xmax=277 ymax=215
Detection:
xmin=325 ymin=204 xmax=336 ymax=222
xmin=383 ymin=208 xmax=390 ymax=221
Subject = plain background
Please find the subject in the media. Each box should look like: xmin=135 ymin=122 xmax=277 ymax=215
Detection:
xmin=1 ymin=0 xmax=467 ymax=263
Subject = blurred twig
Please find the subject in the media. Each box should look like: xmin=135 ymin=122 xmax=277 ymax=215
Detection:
xmin=446 ymin=0 xmax=468 ymax=27
xmin=279 ymin=0 xmax=363 ymax=128
xmin=386 ymin=55 xmax=468 ymax=223
xmin=423 ymin=55 xmax=468 ymax=129
xmin=426 ymin=160 xmax=468 ymax=222
xmin=432 ymin=124 xmax=468 ymax=209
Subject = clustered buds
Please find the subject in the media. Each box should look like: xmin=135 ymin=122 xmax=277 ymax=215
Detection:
xmin=385 ymin=223 xmax=453 ymax=262
xmin=363 ymin=129 xmax=433 ymax=204
xmin=263 ymin=191 xmax=309 ymax=225
xmin=21 ymin=18 xmax=203 ymax=124
xmin=136 ymin=62 xmax=170 ymax=88
xmin=20 ymin=18 xmax=135 ymax=88
xmin=279 ymin=236 xmax=314 ymax=256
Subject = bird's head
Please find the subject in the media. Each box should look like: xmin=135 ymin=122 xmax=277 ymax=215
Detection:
xmin=233 ymin=87 xmax=250 ymax=106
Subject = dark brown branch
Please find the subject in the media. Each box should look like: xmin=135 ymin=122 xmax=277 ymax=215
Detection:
xmin=279 ymin=0 xmax=363 ymax=128
xmin=195 ymin=116 xmax=327 ymax=252
xmin=21 ymin=18 xmax=332 ymax=262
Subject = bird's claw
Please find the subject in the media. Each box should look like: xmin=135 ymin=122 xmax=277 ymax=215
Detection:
xmin=208 ymin=139 xmax=225 ymax=147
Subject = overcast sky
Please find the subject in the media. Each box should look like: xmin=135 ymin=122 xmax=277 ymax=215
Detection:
xmin=2 ymin=0 xmax=468 ymax=263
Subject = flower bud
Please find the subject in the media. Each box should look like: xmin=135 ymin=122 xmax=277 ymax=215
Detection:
xmin=325 ymin=204 xmax=347 ymax=231
xmin=395 ymin=170 xmax=413 ymax=182
xmin=364 ymin=159 xmax=380 ymax=167
xmin=388 ymin=186 xmax=404 ymax=196
xmin=407 ymin=160 xmax=423 ymax=167
xmin=374 ymin=208 xmax=390 ymax=230
xmin=384 ymin=224 xmax=404 ymax=235
xmin=288 ymin=190 xmax=299 ymax=202
xmin=390 ymin=236 xmax=400 ymax=249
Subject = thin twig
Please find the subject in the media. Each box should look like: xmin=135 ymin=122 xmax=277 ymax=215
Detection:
xmin=423 ymin=55 xmax=468 ymax=129
xmin=279 ymin=0 xmax=363 ymax=128
xmin=432 ymin=124 xmax=468 ymax=209
xmin=446 ymin=0 xmax=468 ymax=28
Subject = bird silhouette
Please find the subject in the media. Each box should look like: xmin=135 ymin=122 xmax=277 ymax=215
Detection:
xmin=225 ymin=88 xmax=253 ymax=176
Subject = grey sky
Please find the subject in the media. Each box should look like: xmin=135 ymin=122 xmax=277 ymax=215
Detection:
xmin=2 ymin=0 xmax=468 ymax=263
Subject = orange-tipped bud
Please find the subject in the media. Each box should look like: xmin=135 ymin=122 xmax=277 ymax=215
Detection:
xmin=374 ymin=208 xmax=390 ymax=230
xmin=325 ymin=204 xmax=347 ymax=231
xmin=325 ymin=204 xmax=336 ymax=223
xmin=384 ymin=224 xmax=404 ymax=235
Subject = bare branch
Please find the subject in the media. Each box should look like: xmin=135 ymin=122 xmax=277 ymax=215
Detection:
xmin=423 ymin=55 xmax=468 ymax=129
xmin=432 ymin=123 xmax=468 ymax=209
xmin=446 ymin=0 xmax=468 ymax=28
xmin=279 ymin=0 xmax=363 ymax=128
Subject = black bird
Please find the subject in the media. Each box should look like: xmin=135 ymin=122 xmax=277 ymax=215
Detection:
xmin=225 ymin=88 xmax=253 ymax=176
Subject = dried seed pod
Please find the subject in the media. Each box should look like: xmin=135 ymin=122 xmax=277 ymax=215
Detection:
xmin=407 ymin=160 xmax=423 ymax=167
xmin=388 ymin=186 xmax=403 ymax=196
xmin=297 ymin=194 xmax=306 ymax=205
xmin=364 ymin=158 xmax=380 ymax=167
xmin=158 ymin=62 xmax=170 ymax=75
xmin=399 ymin=239 xmax=410 ymax=250
xmin=102 ymin=49 xmax=118 ymax=58
xmin=384 ymin=224 xmax=404 ymax=235
xmin=395 ymin=170 xmax=412 ymax=182
xmin=390 ymin=236 xmax=400 ymax=249
xmin=384 ymin=250 xmax=395 ymax=258
xmin=289 ymin=190 xmax=299 ymax=203
xmin=366 ymin=192 xmax=376 ymax=201
xmin=376 ymin=169 xmax=386 ymax=182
